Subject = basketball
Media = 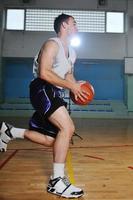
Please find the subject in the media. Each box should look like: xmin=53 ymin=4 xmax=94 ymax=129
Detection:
xmin=70 ymin=81 xmax=95 ymax=105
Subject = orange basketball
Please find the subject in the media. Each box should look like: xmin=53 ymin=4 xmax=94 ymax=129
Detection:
xmin=70 ymin=81 xmax=95 ymax=105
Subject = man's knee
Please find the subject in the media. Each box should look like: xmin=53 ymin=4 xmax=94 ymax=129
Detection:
xmin=70 ymin=123 xmax=75 ymax=135
xmin=62 ymin=123 xmax=75 ymax=138
xmin=45 ymin=136 xmax=55 ymax=147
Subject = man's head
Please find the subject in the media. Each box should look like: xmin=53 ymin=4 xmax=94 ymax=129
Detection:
xmin=54 ymin=13 xmax=77 ymax=36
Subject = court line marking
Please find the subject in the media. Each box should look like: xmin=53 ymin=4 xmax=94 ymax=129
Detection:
xmin=0 ymin=150 xmax=18 ymax=170
xmin=128 ymin=166 xmax=133 ymax=170
xmin=84 ymin=154 xmax=105 ymax=160
xmin=5 ymin=144 xmax=133 ymax=151
xmin=70 ymin=144 xmax=133 ymax=148
xmin=66 ymin=150 xmax=75 ymax=184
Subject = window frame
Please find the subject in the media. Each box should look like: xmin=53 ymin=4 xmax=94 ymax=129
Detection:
xmin=6 ymin=8 xmax=25 ymax=31
xmin=105 ymin=11 xmax=125 ymax=33
xmin=5 ymin=8 xmax=125 ymax=34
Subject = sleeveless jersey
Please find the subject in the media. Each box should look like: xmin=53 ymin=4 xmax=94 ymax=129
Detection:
xmin=33 ymin=37 xmax=76 ymax=80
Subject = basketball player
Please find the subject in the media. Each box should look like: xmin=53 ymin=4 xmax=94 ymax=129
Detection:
xmin=0 ymin=14 xmax=87 ymax=198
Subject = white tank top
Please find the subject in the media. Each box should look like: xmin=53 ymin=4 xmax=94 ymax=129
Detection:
xmin=33 ymin=37 xmax=76 ymax=80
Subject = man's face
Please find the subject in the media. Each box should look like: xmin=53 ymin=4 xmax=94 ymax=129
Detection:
xmin=65 ymin=17 xmax=78 ymax=37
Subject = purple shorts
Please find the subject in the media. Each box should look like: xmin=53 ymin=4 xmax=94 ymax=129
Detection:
xmin=29 ymin=78 xmax=67 ymax=138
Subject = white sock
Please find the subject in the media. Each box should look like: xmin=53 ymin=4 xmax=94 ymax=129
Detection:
xmin=53 ymin=163 xmax=65 ymax=179
xmin=11 ymin=127 xmax=25 ymax=139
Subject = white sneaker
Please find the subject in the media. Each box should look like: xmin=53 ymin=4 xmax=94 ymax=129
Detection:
xmin=0 ymin=122 xmax=13 ymax=152
xmin=47 ymin=176 xmax=84 ymax=198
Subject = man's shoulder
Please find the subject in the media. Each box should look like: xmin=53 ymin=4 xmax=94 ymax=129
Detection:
xmin=44 ymin=37 xmax=59 ymax=47
xmin=48 ymin=37 xmax=60 ymax=46
xmin=40 ymin=38 xmax=59 ymax=51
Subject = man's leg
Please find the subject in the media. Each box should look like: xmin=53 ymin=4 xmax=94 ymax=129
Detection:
xmin=0 ymin=122 xmax=55 ymax=152
xmin=49 ymin=106 xmax=74 ymax=164
xmin=47 ymin=106 xmax=84 ymax=198
xmin=25 ymin=130 xmax=55 ymax=147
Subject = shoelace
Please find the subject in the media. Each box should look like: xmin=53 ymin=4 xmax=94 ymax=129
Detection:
xmin=61 ymin=177 xmax=71 ymax=187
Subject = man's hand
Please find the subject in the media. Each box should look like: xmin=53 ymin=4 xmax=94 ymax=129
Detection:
xmin=70 ymin=81 xmax=89 ymax=102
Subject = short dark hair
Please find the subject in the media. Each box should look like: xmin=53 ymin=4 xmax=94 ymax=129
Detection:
xmin=54 ymin=13 xmax=73 ymax=34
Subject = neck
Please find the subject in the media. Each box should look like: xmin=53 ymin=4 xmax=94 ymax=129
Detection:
xmin=57 ymin=33 xmax=70 ymax=47
xmin=57 ymin=34 xmax=70 ymax=58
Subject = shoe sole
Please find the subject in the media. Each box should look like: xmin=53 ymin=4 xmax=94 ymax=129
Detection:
xmin=47 ymin=188 xmax=84 ymax=198
xmin=0 ymin=123 xmax=7 ymax=152
xmin=0 ymin=139 xmax=6 ymax=152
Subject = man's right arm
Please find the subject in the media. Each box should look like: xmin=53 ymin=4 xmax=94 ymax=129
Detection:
xmin=39 ymin=40 xmax=86 ymax=101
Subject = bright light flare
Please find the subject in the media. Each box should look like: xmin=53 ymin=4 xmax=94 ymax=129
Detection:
xmin=70 ymin=36 xmax=81 ymax=47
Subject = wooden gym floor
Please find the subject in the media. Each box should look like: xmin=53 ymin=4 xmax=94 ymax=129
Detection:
xmin=0 ymin=117 xmax=133 ymax=200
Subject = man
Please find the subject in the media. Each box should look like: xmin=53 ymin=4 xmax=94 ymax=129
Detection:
xmin=0 ymin=13 xmax=87 ymax=198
